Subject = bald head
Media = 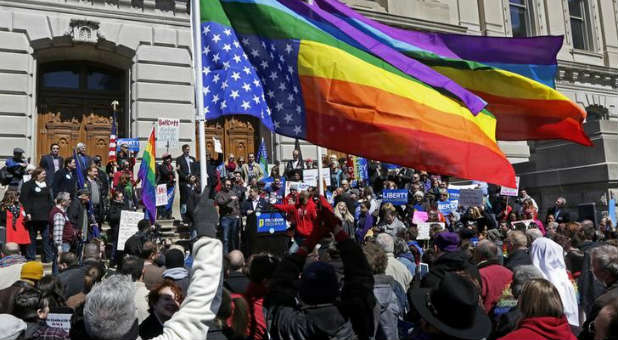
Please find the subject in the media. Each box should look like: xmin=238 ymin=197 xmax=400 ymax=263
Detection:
xmin=83 ymin=243 xmax=100 ymax=261
xmin=2 ymin=242 xmax=20 ymax=256
xmin=474 ymin=239 xmax=497 ymax=263
xmin=228 ymin=250 xmax=245 ymax=271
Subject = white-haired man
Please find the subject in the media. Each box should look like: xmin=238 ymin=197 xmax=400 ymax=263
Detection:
xmin=82 ymin=189 xmax=222 ymax=340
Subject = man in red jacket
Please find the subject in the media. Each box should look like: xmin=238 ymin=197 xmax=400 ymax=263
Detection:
xmin=273 ymin=190 xmax=317 ymax=253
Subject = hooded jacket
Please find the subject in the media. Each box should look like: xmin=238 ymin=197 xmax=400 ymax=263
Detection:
xmin=162 ymin=267 xmax=190 ymax=295
xmin=498 ymin=316 xmax=576 ymax=340
xmin=421 ymin=250 xmax=481 ymax=290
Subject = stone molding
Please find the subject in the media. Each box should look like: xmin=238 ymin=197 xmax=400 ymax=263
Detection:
xmin=557 ymin=61 xmax=618 ymax=89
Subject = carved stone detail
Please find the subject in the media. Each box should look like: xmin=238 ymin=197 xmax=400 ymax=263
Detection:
xmin=67 ymin=19 xmax=103 ymax=44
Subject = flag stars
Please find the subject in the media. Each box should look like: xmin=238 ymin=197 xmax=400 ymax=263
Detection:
xmin=212 ymin=53 xmax=220 ymax=63
xmin=242 ymin=37 xmax=250 ymax=45
xmin=296 ymin=105 xmax=301 ymax=113
xmin=293 ymin=125 xmax=302 ymax=135
xmin=293 ymin=86 xmax=298 ymax=93
xmin=278 ymin=82 xmax=287 ymax=91
xmin=211 ymin=94 xmax=220 ymax=103
xmin=243 ymin=67 xmax=251 ymax=75
xmin=230 ymin=90 xmax=240 ymax=100
xmin=223 ymin=28 xmax=232 ymax=36
xmin=222 ymin=61 xmax=231 ymax=70
xmin=202 ymin=86 xmax=210 ymax=95
xmin=274 ymin=120 xmax=280 ymax=129
xmin=202 ymin=25 xmax=210 ymax=35
xmin=260 ymin=61 xmax=268 ymax=69
xmin=221 ymin=81 xmax=229 ymax=89
xmin=241 ymin=100 xmax=251 ymax=110
xmin=284 ymin=113 xmax=293 ymax=123
xmin=220 ymin=100 xmax=227 ymax=109
xmin=242 ymin=83 xmax=251 ymax=92
xmin=267 ymin=90 xmax=275 ymax=99
xmin=222 ymin=44 xmax=232 ymax=52
xmin=269 ymin=71 xmax=278 ymax=81
xmin=252 ymin=79 xmax=261 ymax=87
xmin=285 ymin=44 xmax=293 ymax=54
xmin=202 ymin=66 xmax=211 ymax=75
xmin=212 ymin=74 xmax=220 ymax=83
xmin=203 ymin=46 xmax=211 ymax=55
xmin=287 ymin=94 xmax=294 ymax=103
xmin=252 ymin=95 xmax=260 ymax=104
xmin=232 ymin=55 xmax=242 ymax=63
xmin=250 ymin=49 xmax=260 ymax=58
xmin=231 ymin=72 xmax=241 ymax=81
xmin=275 ymin=102 xmax=284 ymax=111
xmin=212 ymin=34 xmax=221 ymax=43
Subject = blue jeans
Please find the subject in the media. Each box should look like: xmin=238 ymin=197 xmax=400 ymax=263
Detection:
xmin=52 ymin=243 xmax=71 ymax=274
xmin=26 ymin=221 xmax=53 ymax=262
xmin=220 ymin=216 xmax=240 ymax=253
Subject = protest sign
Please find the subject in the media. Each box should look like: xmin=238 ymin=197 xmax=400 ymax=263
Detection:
xmin=116 ymin=138 xmax=140 ymax=153
xmin=437 ymin=201 xmax=452 ymax=215
xmin=303 ymin=168 xmax=331 ymax=187
xmin=412 ymin=211 xmax=428 ymax=225
xmin=213 ymin=137 xmax=223 ymax=153
xmin=610 ymin=199 xmax=616 ymax=229
xmin=511 ymin=219 xmax=535 ymax=230
xmin=382 ymin=189 xmax=408 ymax=205
xmin=417 ymin=222 xmax=445 ymax=240
xmin=117 ymin=211 xmax=144 ymax=251
xmin=47 ymin=313 xmax=72 ymax=332
xmin=156 ymin=118 xmax=180 ymax=149
xmin=256 ymin=212 xmax=288 ymax=234
xmin=500 ymin=176 xmax=521 ymax=197
xmin=156 ymin=184 xmax=167 ymax=206
xmin=284 ymin=181 xmax=311 ymax=197
xmin=458 ymin=189 xmax=484 ymax=207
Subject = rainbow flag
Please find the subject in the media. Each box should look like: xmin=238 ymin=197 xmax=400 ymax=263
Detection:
xmin=138 ymin=127 xmax=157 ymax=223
xmin=199 ymin=0 xmax=516 ymax=187
xmin=314 ymin=0 xmax=591 ymax=146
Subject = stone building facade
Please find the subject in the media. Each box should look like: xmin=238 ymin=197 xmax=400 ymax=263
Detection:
xmin=0 ymin=0 xmax=616 ymax=219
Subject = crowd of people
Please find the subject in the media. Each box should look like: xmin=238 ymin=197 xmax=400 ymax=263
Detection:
xmin=1 ymin=143 xmax=618 ymax=340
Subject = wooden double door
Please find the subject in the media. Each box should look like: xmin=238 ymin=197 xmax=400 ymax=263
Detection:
xmin=198 ymin=116 xmax=259 ymax=162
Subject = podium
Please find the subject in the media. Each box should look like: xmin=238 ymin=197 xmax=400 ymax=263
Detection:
xmin=244 ymin=211 xmax=290 ymax=258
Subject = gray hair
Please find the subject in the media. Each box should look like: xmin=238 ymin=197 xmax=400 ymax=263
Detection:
xmin=84 ymin=274 xmax=136 ymax=340
xmin=376 ymin=233 xmax=394 ymax=254
xmin=77 ymin=142 xmax=86 ymax=149
xmin=55 ymin=192 xmax=70 ymax=204
xmin=591 ymin=245 xmax=618 ymax=277
xmin=526 ymin=228 xmax=543 ymax=243
xmin=511 ymin=265 xmax=544 ymax=298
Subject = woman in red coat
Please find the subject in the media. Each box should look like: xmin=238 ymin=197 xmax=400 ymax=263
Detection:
xmin=499 ymin=278 xmax=577 ymax=340
xmin=0 ymin=190 xmax=30 ymax=253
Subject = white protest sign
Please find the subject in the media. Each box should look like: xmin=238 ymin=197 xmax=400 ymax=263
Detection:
xmin=511 ymin=219 xmax=535 ymax=230
xmin=156 ymin=118 xmax=180 ymax=149
xmin=117 ymin=210 xmax=145 ymax=251
xmin=417 ymin=222 xmax=445 ymax=240
xmin=500 ymin=176 xmax=521 ymax=197
xmin=458 ymin=189 xmax=484 ymax=207
xmin=47 ymin=313 xmax=72 ymax=332
xmin=284 ymin=181 xmax=312 ymax=197
xmin=156 ymin=184 xmax=167 ymax=206
xmin=302 ymin=168 xmax=331 ymax=187
xmin=213 ymin=137 xmax=223 ymax=154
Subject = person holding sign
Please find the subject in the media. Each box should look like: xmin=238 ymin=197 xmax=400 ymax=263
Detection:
xmin=156 ymin=153 xmax=175 ymax=219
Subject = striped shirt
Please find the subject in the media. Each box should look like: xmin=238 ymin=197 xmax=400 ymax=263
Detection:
xmin=52 ymin=208 xmax=67 ymax=247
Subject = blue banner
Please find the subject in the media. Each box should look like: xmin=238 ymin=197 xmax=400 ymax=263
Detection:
xmin=610 ymin=199 xmax=616 ymax=229
xmin=116 ymin=138 xmax=140 ymax=153
xmin=448 ymin=188 xmax=460 ymax=202
xmin=382 ymin=189 xmax=408 ymax=205
xmin=356 ymin=157 xmax=368 ymax=181
xmin=257 ymin=212 xmax=287 ymax=233
xmin=165 ymin=185 xmax=175 ymax=211
xmin=437 ymin=201 xmax=452 ymax=215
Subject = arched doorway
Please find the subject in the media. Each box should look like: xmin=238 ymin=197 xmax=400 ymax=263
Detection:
xmin=36 ymin=61 xmax=125 ymax=163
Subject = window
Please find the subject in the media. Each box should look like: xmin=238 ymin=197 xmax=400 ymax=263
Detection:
xmin=510 ymin=0 xmax=534 ymax=37
xmin=41 ymin=68 xmax=80 ymax=89
xmin=569 ymin=0 xmax=593 ymax=50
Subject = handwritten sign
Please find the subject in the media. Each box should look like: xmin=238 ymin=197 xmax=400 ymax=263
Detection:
xmin=303 ymin=168 xmax=331 ymax=187
xmin=382 ymin=189 xmax=408 ymax=205
xmin=417 ymin=222 xmax=445 ymax=240
xmin=458 ymin=189 xmax=484 ymax=207
xmin=47 ymin=313 xmax=72 ymax=332
xmin=156 ymin=184 xmax=167 ymax=207
xmin=117 ymin=211 xmax=144 ymax=251
xmin=213 ymin=137 xmax=223 ymax=154
xmin=256 ymin=212 xmax=288 ymax=234
xmin=156 ymin=118 xmax=180 ymax=149
xmin=500 ymin=176 xmax=521 ymax=197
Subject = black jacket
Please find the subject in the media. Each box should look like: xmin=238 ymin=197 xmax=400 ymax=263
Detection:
xmin=224 ymin=271 xmax=251 ymax=295
xmin=39 ymin=154 xmax=63 ymax=187
xmin=421 ymin=250 xmax=481 ymax=290
xmin=504 ymin=248 xmax=532 ymax=271
xmin=20 ymin=180 xmax=53 ymax=222
xmin=139 ymin=312 xmax=163 ymax=340
xmin=264 ymin=238 xmax=374 ymax=340
xmin=52 ymin=168 xmax=77 ymax=198
xmin=57 ymin=260 xmax=100 ymax=298
xmin=547 ymin=206 xmax=571 ymax=223
xmin=175 ymin=154 xmax=196 ymax=184
xmin=241 ymin=197 xmax=269 ymax=216
xmin=285 ymin=159 xmax=304 ymax=179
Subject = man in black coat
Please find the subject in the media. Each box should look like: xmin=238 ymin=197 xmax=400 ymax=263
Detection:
xmin=53 ymin=157 xmax=77 ymax=198
xmin=547 ymin=196 xmax=571 ymax=223
xmin=504 ymin=231 xmax=532 ymax=271
xmin=176 ymin=144 xmax=196 ymax=220
xmin=39 ymin=143 xmax=63 ymax=189
xmin=284 ymin=149 xmax=304 ymax=179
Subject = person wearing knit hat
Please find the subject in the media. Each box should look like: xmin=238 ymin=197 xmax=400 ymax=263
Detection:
xmin=20 ymin=261 xmax=43 ymax=284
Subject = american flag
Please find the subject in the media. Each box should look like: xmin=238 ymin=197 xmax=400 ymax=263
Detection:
xmin=108 ymin=112 xmax=117 ymax=162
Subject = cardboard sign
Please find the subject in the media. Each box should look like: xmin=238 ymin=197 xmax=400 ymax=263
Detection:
xmin=156 ymin=118 xmax=180 ymax=149
xmin=256 ymin=212 xmax=288 ymax=234
xmin=417 ymin=222 xmax=445 ymax=240
xmin=412 ymin=211 xmax=428 ymax=225
xmin=156 ymin=184 xmax=167 ymax=207
xmin=500 ymin=176 xmax=521 ymax=197
xmin=303 ymin=168 xmax=331 ymax=187
xmin=458 ymin=189 xmax=484 ymax=207
xmin=117 ymin=211 xmax=145 ymax=251
xmin=284 ymin=181 xmax=312 ymax=197
xmin=116 ymin=138 xmax=140 ymax=153
xmin=47 ymin=313 xmax=72 ymax=332
xmin=382 ymin=189 xmax=408 ymax=205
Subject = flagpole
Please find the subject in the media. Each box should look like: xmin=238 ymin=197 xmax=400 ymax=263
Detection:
xmin=317 ymin=146 xmax=323 ymax=195
xmin=191 ymin=0 xmax=208 ymax=190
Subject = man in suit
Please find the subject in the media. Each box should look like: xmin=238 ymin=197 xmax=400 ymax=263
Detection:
xmin=75 ymin=142 xmax=92 ymax=171
xmin=547 ymin=196 xmax=571 ymax=223
xmin=53 ymin=157 xmax=77 ymax=198
xmin=176 ymin=144 xmax=196 ymax=221
xmin=241 ymin=186 xmax=269 ymax=217
xmin=240 ymin=153 xmax=264 ymax=183
xmin=285 ymin=149 xmax=304 ymax=179
xmin=39 ymin=143 xmax=63 ymax=189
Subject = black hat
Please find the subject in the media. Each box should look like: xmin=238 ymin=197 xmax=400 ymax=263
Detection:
xmin=165 ymin=249 xmax=185 ymax=269
xmin=410 ymin=272 xmax=491 ymax=340
xmin=299 ymin=261 xmax=338 ymax=305
xmin=13 ymin=147 xmax=24 ymax=154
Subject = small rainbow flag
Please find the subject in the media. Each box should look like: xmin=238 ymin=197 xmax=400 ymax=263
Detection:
xmin=138 ymin=127 xmax=157 ymax=223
